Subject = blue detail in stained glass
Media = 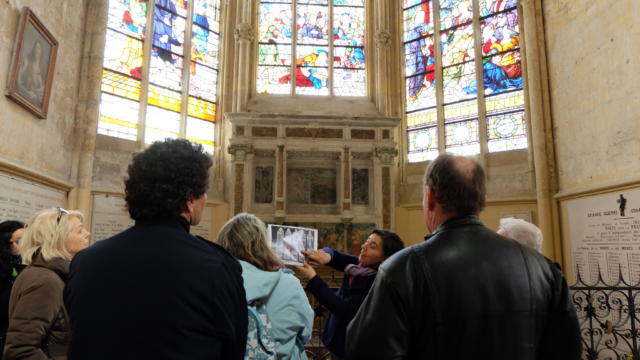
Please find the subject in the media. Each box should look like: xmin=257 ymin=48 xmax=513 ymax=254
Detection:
xmin=153 ymin=1 xmax=183 ymax=64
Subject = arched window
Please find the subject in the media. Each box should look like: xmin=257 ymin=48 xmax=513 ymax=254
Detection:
xmin=404 ymin=0 xmax=527 ymax=162
xmin=256 ymin=0 xmax=366 ymax=96
xmin=98 ymin=0 xmax=220 ymax=153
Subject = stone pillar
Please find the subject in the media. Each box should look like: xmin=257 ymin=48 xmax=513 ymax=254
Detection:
xmin=228 ymin=144 xmax=253 ymax=215
xmin=520 ymin=0 xmax=561 ymax=262
xmin=275 ymin=144 xmax=286 ymax=219
xmin=375 ymin=146 xmax=398 ymax=229
xmin=68 ymin=0 xmax=108 ymax=228
xmin=374 ymin=30 xmax=392 ymax=115
xmin=233 ymin=22 xmax=254 ymax=112
xmin=342 ymin=146 xmax=352 ymax=218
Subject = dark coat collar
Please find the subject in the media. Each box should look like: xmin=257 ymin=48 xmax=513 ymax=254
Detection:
xmin=135 ymin=215 xmax=191 ymax=233
xmin=423 ymin=214 xmax=482 ymax=242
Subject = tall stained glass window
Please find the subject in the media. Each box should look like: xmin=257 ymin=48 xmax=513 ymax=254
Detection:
xmin=257 ymin=0 xmax=366 ymax=96
xmin=404 ymin=0 xmax=527 ymax=162
xmin=98 ymin=0 xmax=220 ymax=153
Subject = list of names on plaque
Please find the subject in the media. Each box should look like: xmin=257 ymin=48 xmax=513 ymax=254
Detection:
xmin=0 ymin=172 xmax=66 ymax=223
xmin=568 ymin=188 xmax=640 ymax=284
xmin=91 ymin=193 xmax=214 ymax=242
xmin=91 ymin=194 xmax=134 ymax=242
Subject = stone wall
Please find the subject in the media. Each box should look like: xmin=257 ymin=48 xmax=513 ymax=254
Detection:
xmin=0 ymin=1 xmax=87 ymax=183
xmin=544 ymin=0 xmax=640 ymax=192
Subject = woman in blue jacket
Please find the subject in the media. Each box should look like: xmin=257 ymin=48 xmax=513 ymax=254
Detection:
xmin=216 ymin=213 xmax=314 ymax=360
xmin=298 ymin=229 xmax=404 ymax=358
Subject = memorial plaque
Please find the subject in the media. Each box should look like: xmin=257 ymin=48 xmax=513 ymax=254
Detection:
xmin=92 ymin=193 xmax=214 ymax=242
xmin=568 ymin=189 xmax=640 ymax=284
xmin=0 ymin=172 xmax=66 ymax=223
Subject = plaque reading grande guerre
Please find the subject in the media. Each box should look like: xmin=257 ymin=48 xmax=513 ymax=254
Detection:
xmin=568 ymin=188 xmax=640 ymax=284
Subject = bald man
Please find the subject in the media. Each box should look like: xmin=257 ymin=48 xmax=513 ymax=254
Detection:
xmin=346 ymin=154 xmax=581 ymax=360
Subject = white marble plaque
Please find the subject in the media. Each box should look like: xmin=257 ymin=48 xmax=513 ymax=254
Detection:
xmin=91 ymin=193 xmax=214 ymax=242
xmin=191 ymin=206 xmax=213 ymax=240
xmin=568 ymin=188 xmax=640 ymax=284
xmin=0 ymin=172 xmax=66 ymax=223
xmin=91 ymin=194 xmax=134 ymax=242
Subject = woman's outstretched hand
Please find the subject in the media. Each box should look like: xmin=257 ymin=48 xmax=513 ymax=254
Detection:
xmin=301 ymin=249 xmax=331 ymax=266
xmin=297 ymin=262 xmax=317 ymax=280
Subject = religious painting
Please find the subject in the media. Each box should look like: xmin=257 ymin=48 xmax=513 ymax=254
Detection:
xmin=254 ymin=166 xmax=274 ymax=204
xmin=287 ymin=168 xmax=337 ymax=205
xmin=352 ymin=168 xmax=369 ymax=205
xmin=6 ymin=8 xmax=58 ymax=119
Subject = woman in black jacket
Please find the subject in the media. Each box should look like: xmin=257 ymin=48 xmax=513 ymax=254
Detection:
xmin=0 ymin=220 xmax=25 ymax=359
xmin=297 ymin=229 xmax=404 ymax=358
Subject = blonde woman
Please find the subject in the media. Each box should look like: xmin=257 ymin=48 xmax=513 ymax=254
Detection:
xmin=216 ymin=213 xmax=314 ymax=360
xmin=3 ymin=208 xmax=90 ymax=360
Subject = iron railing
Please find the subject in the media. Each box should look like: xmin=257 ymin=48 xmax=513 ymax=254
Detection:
xmin=571 ymin=266 xmax=640 ymax=360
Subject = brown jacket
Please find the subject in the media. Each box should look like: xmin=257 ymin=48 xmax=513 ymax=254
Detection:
xmin=3 ymin=252 xmax=70 ymax=360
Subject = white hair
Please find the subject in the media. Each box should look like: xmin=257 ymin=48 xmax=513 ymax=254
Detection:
xmin=498 ymin=217 xmax=543 ymax=253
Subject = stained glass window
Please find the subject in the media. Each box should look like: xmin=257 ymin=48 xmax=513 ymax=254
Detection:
xmin=403 ymin=0 xmax=527 ymax=162
xmin=257 ymin=0 xmax=366 ymax=96
xmin=98 ymin=0 xmax=220 ymax=153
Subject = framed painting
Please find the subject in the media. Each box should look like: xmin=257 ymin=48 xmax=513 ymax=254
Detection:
xmin=6 ymin=7 xmax=58 ymax=119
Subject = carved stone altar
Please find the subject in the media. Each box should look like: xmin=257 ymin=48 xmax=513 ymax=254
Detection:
xmin=225 ymin=113 xmax=399 ymax=231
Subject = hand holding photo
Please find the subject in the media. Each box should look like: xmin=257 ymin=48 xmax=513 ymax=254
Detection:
xmin=267 ymin=224 xmax=318 ymax=266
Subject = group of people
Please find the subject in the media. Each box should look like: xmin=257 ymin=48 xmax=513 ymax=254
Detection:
xmin=0 ymin=138 xmax=581 ymax=359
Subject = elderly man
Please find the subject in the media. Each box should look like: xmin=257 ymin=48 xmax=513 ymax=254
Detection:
xmin=64 ymin=139 xmax=247 ymax=360
xmin=346 ymin=154 xmax=581 ymax=359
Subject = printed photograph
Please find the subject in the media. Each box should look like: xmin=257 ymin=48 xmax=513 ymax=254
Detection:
xmin=267 ymin=224 xmax=318 ymax=266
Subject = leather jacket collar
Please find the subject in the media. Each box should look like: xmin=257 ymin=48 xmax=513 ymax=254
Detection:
xmin=423 ymin=214 xmax=482 ymax=242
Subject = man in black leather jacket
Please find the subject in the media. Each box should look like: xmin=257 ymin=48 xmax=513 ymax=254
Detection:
xmin=345 ymin=154 xmax=581 ymax=359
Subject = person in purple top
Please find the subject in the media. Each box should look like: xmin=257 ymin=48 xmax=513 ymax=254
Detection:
xmin=297 ymin=230 xmax=404 ymax=358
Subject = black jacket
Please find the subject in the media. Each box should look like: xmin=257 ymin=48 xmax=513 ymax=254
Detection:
xmin=345 ymin=215 xmax=581 ymax=360
xmin=64 ymin=216 xmax=247 ymax=360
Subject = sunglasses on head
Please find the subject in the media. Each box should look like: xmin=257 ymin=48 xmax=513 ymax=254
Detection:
xmin=56 ymin=207 xmax=70 ymax=224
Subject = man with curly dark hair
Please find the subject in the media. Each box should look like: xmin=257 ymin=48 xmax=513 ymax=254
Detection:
xmin=64 ymin=139 xmax=247 ymax=360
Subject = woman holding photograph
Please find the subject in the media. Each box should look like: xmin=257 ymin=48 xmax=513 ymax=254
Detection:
xmin=215 ymin=213 xmax=314 ymax=360
xmin=298 ymin=230 xmax=404 ymax=359
xmin=3 ymin=208 xmax=90 ymax=360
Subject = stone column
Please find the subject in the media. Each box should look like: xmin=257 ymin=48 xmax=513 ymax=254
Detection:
xmin=374 ymin=30 xmax=392 ymax=115
xmin=228 ymin=144 xmax=253 ymax=214
xmin=375 ymin=146 xmax=398 ymax=229
xmin=233 ymin=22 xmax=254 ymax=112
xmin=342 ymin=146 xmax=352 ymax=219
xmin=68 ymin=0 xmax=108 ymax=228
xmin=275 ymin=144 xmax=286 ymax=219
xmin=520 ymin=0 xmax=561 ymax=262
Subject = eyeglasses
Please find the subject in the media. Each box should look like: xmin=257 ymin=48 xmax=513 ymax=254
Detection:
xmin=56 ymin=207 xmax=70 ymax=224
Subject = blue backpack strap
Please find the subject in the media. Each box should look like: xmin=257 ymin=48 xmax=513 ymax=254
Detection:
xmin=245 ymin=301 xmax=276 ymax=360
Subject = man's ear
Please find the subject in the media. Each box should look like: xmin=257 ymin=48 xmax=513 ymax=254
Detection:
xmin=427 ymin=187 xmax=437 ymax=211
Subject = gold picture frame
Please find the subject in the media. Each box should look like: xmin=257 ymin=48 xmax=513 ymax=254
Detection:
xmin=5 ymin=7 xmax=58 ymax=119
